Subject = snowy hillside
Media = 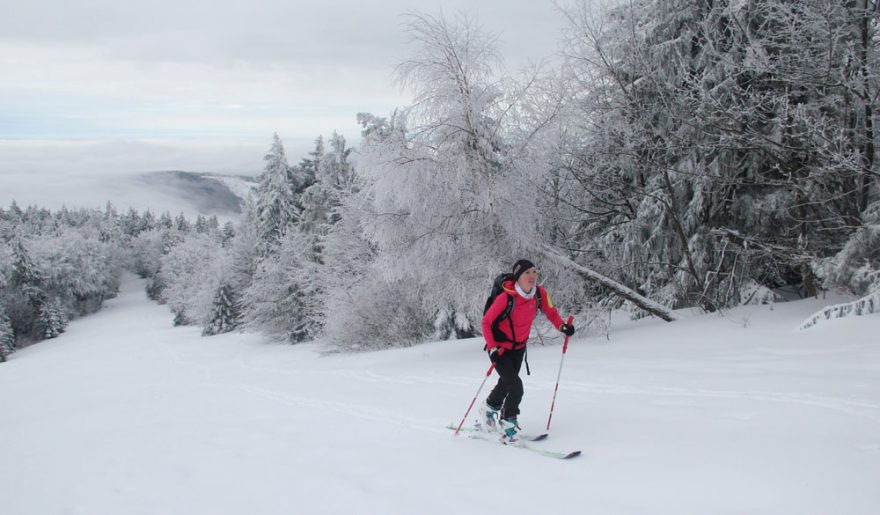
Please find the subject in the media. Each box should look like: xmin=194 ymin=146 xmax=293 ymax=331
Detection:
xmin=0 ymin=167 xmax=255 ymax=219
xmin=136 ymin=171 xmax=256 ymax=217
xmin=1 ymin=274 xmax=878 ymax=515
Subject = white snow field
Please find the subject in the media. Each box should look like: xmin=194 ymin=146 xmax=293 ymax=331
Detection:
xmin=1 ymin=274 xmax=878 ymax=515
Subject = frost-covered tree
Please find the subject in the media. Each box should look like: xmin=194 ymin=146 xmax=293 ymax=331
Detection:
xmin=228 ymin=200 xmax=260 ymax=294
xmin=818 ymin=200 xmax=880 ymax=295
xmin=202 ymin=284 xmax=240 ymax=336
xmin=37 ymin=298 xmax=67 ymax=339
xmin=556 ymin=0 xmax=879 ymax=311
xmin=295 ymin=136 xmax=323 ymax=195
xmin=130 ymin=228 xmax=167 ymax=279
xmin=158 ymin=212 xmax=174 ymax=230
xmin=3 ymin=236 xmax=47 ymax=341
xmin=158 ymin=233 xmax=231 ymax=328
xmin=299 ymin=132 xmax=354 ymax=235
xmin=254 ymin=133 xmax=298 ymax=253
xmin=28 ymin=228 xmax=122 ymax=316
xmin=0 ymin=308 xmax=15 ymax=362
xmin=347 ymin=12 xmax=553 ymax=345
xmin=0 ymin=205 xmax=122 ymax=348
xmin=241 ymin=230 xmax=323 ymax=342
xmin=172 ymin=213 xmax=190 ymax=233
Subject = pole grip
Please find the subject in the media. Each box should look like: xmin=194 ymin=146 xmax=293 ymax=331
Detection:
xmin=562 ymin=315 xmax=574 ymax=353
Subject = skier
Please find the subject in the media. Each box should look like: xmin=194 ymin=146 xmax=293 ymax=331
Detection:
xmin=480 ymin=259 xmax=575 ymax=443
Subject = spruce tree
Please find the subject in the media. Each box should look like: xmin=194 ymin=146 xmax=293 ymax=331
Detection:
xmin=37 ymin=299 xmax=66 ymax=339
xmin=254 ymin=133 xmax=298 ymax=254
xmin=203 ymin=284 xmax=239 ymax=336
xmin=9 ymin=236 xmax=46 ymax=339
xmin=0 ymin=309 xmax=15 ymax=362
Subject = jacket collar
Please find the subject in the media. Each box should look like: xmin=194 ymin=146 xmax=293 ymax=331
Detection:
xmin=502 ymin=280 xmax=537 ymax=300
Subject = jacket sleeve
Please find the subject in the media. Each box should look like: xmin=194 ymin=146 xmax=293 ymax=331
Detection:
xmin=482 ymin=293 xmax=510 ymax=350
xmin=539 ymin=286 xmax=566 ymax=330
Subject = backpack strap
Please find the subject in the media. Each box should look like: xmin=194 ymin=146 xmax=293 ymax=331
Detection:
xmin=493 ymin=288 xmax=545 ymax=346
xmin=490 ymin=293 xmax=516 ymax=345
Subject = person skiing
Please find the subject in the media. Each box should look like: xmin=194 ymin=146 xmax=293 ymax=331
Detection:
xmin=480 ymin=259 xmax=575 ymax=443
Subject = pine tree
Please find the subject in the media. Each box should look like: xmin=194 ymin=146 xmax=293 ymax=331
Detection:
xmin=299 ymin=132 xmax=354 ymax=236
xmin=202 ymin=284 xmax=240 ymax=336
xmin=37 ymin=299 xmax=67 ymax=339
xmin=158 ymin=212 xmax=174 ymax=230
xmin=175 ymin=213 xmax=192 ymax=233
xmin=241 ymin=231 xmax=321 ymax=343
xmin=295 ymin=135 xmax=324 ymax=194
xmin=8 ymin=236 xmax=47 ymax=339
xmin=0 ymin=309 xmax=15 ymax=362
xmin=194 ymin=215 xmax=208 ymax=234
xmin=221 ymin=222 xmax=236 ymax=245
xmin=254 ymin=133 xmax=298 ymax=254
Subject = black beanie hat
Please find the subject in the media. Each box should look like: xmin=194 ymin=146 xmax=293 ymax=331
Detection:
xmin=512 ymin=259 xmax=536 ymax=282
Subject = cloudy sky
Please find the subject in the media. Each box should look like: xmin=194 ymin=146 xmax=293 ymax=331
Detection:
xmin=0 ymin=0 xmax=565 ymax=192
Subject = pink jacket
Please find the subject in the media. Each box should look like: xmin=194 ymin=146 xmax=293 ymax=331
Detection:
xmin=482 ymin=281 xmax=565 ymax=351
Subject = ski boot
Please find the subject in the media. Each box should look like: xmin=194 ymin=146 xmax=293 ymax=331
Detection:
xmin=499 ymin=417 xmax=521 ymax=445
xmin=478 ymin=401 xmax=501 ymax=432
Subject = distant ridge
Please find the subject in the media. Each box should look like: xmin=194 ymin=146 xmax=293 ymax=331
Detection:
xmin=136 ymin=171 xmax=257 ymax=216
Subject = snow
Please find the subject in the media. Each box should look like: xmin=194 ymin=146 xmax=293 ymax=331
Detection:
xmin=799 ymin=290 xmax=880 ymax=330
xmin=1 ymin=275 xmax=879 ymax=515
xmin=203 ymin=174 xmax=257 ymax=202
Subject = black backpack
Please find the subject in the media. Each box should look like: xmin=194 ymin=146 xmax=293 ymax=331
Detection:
xmin=483 ymin=272 xmax=542 ymax=345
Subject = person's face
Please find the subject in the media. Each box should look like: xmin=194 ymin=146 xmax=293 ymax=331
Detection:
xmin=517 ymin=267 xmax=538 ymax=291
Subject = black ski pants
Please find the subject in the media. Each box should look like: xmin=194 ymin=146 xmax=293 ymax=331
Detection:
xmin=485 ymin=346 xmax=526 ymax=421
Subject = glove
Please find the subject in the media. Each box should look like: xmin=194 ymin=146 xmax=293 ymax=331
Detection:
xmin=560 ymin=323 xmax=575 ymax=337
xmin=489 ymin=347 xmax=505 ymax=363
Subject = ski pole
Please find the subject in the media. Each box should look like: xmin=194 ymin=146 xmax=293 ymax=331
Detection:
xmin=546 ymin=315 xmax=574 ymax=431
xmin=454 ymin=362 xmax=496 ymax=436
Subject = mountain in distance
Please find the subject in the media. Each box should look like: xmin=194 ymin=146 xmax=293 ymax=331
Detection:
xmin=135 ymin=171 xmax=257 ymax=218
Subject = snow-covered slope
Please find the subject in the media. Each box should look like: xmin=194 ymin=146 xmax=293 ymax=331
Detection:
xmin=135 ymin=171 xmax=256 ymax=217
xmin=1 ymin=275 xmax=878 ymax=515
xmin=1 ymin=168 xmax=255 ymax=219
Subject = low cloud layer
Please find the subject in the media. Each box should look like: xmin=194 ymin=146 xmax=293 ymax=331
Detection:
xmin=0 ymin=0 xmax=563 ymax=208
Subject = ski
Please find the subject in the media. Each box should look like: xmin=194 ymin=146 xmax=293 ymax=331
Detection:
xmin=448 ymin=425 xmax=581 ymax=459
xmin=458 ymin=428 xmax=581 ymax=459
xmin=447 ymin=424 xmax=548 ymax=442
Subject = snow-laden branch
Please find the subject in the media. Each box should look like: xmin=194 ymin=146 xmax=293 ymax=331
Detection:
xmin=539 ymin=245 xmax=679 ymax=322
xmin=798 ymin=290 xmax=880 ymax=330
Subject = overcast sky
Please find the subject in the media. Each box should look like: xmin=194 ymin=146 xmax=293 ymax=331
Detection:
xmin=0 ymin=0 xmax=566 ymax=190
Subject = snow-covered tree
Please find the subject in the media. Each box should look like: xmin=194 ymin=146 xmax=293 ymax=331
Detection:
xmin=555 ymin=0 xmax=879 ymax=311
xmin=228 ymin=200 xmax=260 ymax=294
xmin=299 ymin=132 xmax=354 ymax=235
xmin=158 ymin=233 xmax=230 ymax=328
xmin=202 ymin=284 xmax=240 ymax=336
xmin=0 ymin=308 xmax=15 ymax=362
xmin=3 ymin=236 xmax=47 ymax=341
xmin=37 ymin=298 xmax=67 ymax=339
xmin=346 ymin=12 xmax=554 ymax=345
xmin=28 ymin=228 xmax=122 ymax=316
xmin=174 ymin=213 xmax=192 ymax=233
xmin=254 ymin=133 xmax=298 ymax=254
xmin=241 ymin=230 xmax=323 ymax=342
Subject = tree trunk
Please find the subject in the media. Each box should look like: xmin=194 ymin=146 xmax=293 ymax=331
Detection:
xmin=539 ymin=245 xmax=679 ymax=322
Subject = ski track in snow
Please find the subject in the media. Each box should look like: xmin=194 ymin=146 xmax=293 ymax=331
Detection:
xmin=179 ymin=337 xmax=880 ymax=428
xmin=213 ymin=353 xmax=880 ymax=427
xmin=151 ymin=307 xmax=880 ymax=431
xmin=559 ymin=382 xmax=880 ymax=424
